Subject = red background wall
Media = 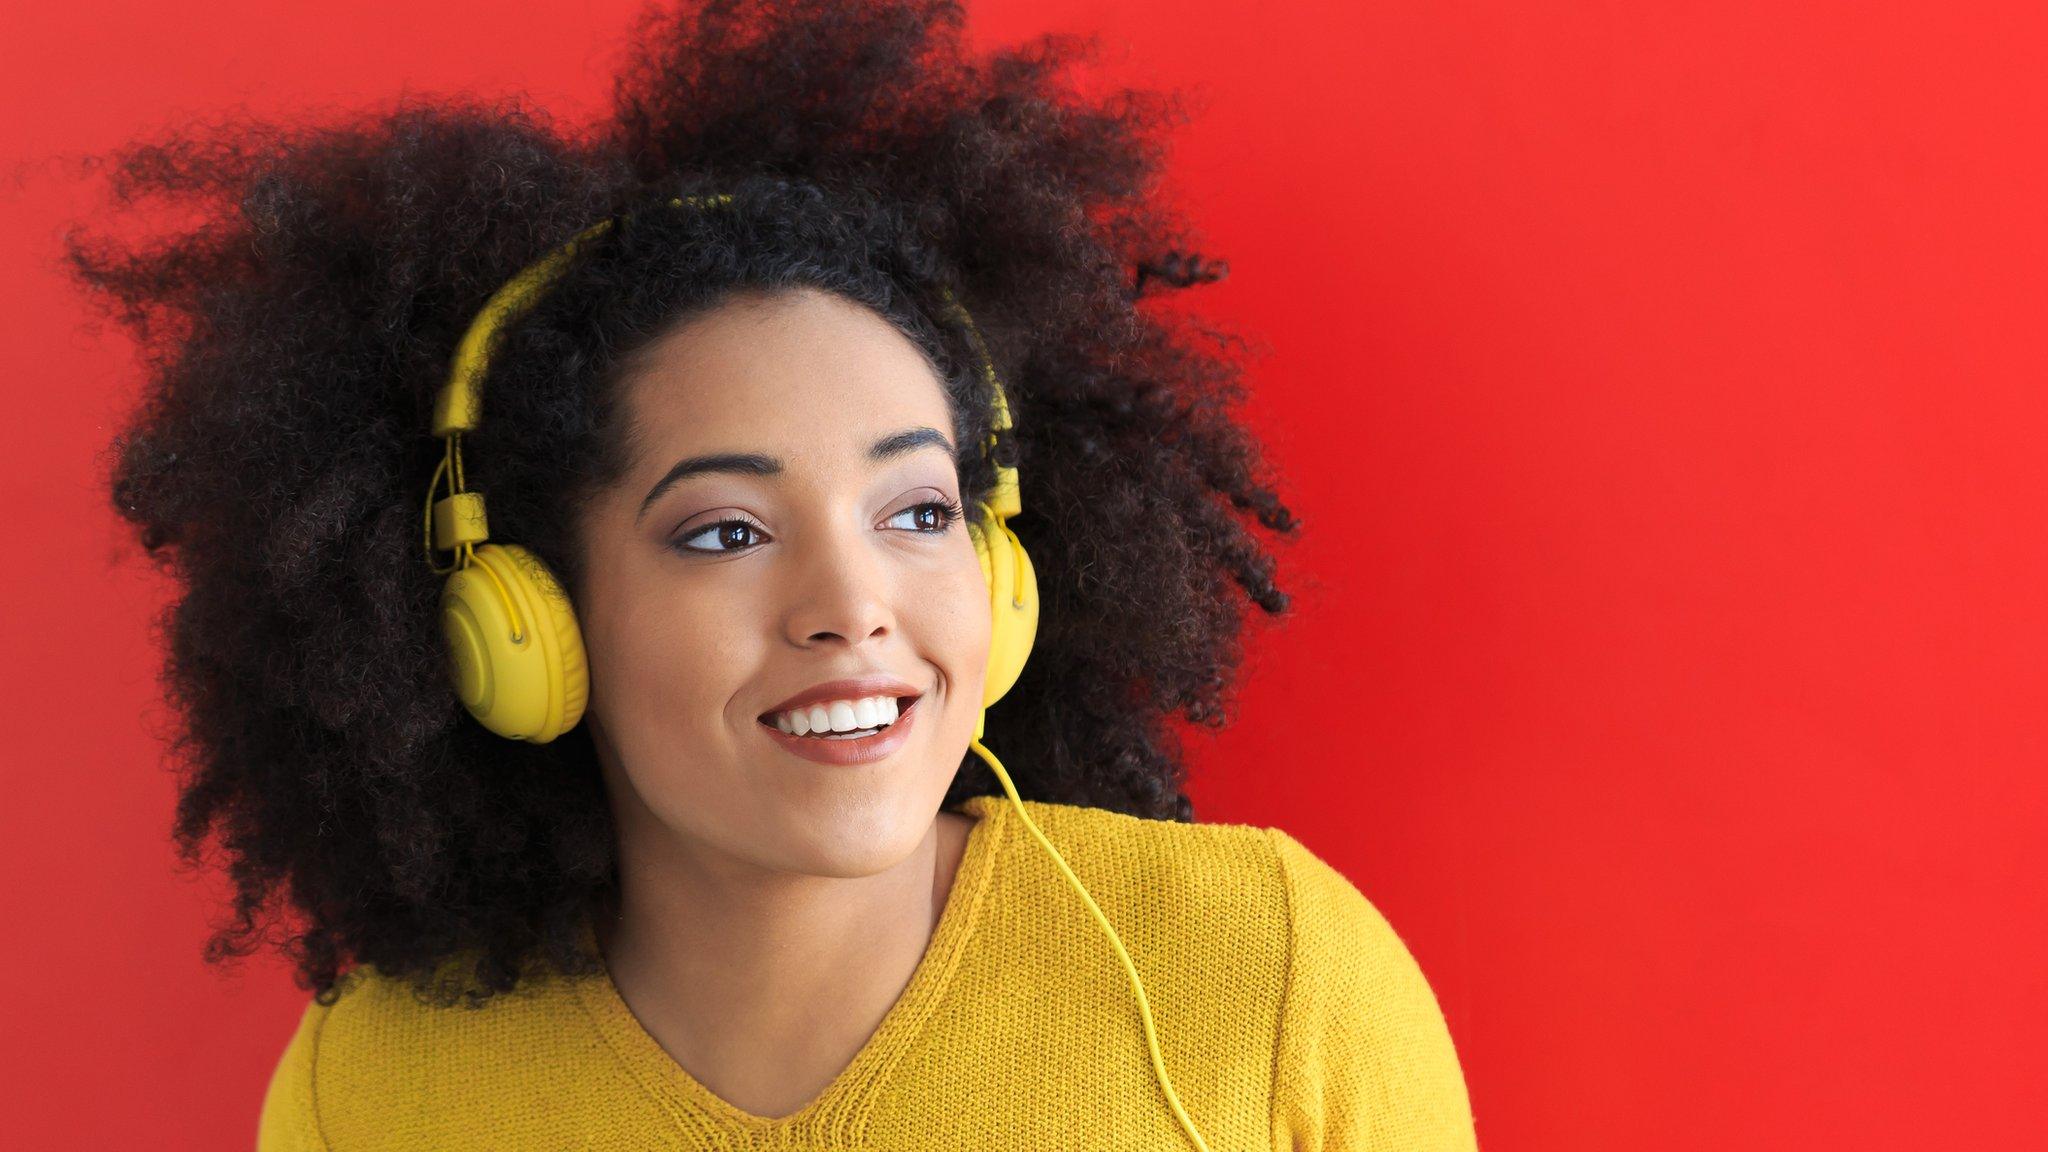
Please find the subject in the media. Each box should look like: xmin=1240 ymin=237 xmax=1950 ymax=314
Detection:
xmin=3 ymin=1 xmax=2042 ymax=1147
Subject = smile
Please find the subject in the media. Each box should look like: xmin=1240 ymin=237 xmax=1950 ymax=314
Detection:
xmin=762 ymin=693 xmax=912 ymax=737
xmin=757 ymin=694 xmax=923 ymax=766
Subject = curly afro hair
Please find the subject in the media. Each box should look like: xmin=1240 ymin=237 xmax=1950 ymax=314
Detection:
xmin=64 ymin=0 xmax=1299 ymax=1007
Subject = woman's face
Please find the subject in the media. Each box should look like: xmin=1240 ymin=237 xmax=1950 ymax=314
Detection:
xmin=575 ymin=285 xmax=991 ymax=880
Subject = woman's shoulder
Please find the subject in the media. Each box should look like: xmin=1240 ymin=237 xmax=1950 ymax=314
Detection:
xmin=964 ymin=793 xmax=1476 ymax=1144
xmin=979 ymin=794 xmax=1442 ymax=982
xmin=964 ymin=793 xmax=1318 ymax=996
xmin=255 ymin=959 xmax=638 ymax=1151
xmin=1256 ymin=825 xmax=1480 ymax=1149
xmin=966 ymin=792 xmax=1293 ymax=922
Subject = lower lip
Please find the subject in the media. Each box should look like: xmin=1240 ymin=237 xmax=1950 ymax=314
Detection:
xmin=759 ymin=697 xmax=921 ymax=766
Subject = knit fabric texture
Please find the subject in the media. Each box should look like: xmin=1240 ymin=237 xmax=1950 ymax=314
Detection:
xmin=257 ymin=793 xmax=1478 ymax=1150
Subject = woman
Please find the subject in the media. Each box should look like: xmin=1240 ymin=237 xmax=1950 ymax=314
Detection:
xmin=70 ymin=0 xmax=1477 ymax=1147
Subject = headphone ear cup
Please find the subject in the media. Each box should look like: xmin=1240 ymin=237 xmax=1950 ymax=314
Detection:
xmin=970 ymin=507 xmax=1039 ymax=712
xmin=439 ymin=542 xmax=588 ymax=743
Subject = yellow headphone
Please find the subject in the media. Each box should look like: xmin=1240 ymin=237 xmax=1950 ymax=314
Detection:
xmin=421 ymin=193 xmax=1215 ymax=1151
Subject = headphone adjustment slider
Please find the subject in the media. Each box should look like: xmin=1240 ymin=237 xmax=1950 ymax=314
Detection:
xmin=433 ymin=492 xmax=490 ymax=552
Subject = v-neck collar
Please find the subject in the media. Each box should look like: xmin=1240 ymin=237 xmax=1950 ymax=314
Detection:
xmin=569 ymin=793 xmax=1012 ymax=1144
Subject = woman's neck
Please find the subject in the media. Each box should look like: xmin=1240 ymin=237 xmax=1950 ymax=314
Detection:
xmin=592 ymin=807 xmax=977 ymax=1120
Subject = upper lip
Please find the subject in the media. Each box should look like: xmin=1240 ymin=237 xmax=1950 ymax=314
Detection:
xmin=760 ymin=675 xmax=924 ymax=721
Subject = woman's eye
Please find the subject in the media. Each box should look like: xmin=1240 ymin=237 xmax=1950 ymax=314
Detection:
xmin=884 ymin=499 xmax=965 ymax=534
xmin=672 ymin=519 xmax=769 ymax=555
xmin=672 ymin=500 xmax=962 ymax=556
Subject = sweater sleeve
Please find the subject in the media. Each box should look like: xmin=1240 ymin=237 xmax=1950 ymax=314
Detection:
xmin=256 ymin=999 xmax=333 ymax=1152
xmin=1266 ymin=828 xmax=1479 ymax=1152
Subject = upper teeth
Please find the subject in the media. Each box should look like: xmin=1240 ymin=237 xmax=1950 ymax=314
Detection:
xmin=771 ymin=695 xmax=903 ymax=735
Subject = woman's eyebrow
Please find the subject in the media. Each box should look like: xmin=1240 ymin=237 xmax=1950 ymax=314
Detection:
xmin=636 ymin=425 xmax=956 ymax=522
xmin=867 ymin=424 xmax=954 ymax=462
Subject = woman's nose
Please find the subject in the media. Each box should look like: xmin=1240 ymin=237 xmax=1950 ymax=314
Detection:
xmin=781 ymin=522 xmax=896 ymax=648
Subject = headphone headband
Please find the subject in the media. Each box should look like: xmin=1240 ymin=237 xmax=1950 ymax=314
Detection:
xmin=430 ymin=194 xmax=1012 ymax=452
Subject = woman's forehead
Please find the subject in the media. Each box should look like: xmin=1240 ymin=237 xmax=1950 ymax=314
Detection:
xmin=617 ymin=286 xmax=955 ymax=471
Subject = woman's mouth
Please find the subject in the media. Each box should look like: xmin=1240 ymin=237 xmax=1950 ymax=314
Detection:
xmin=761 ymin=693 xmax=917 ymax=736
xmin=757 ymin=694 xmax=922 ymax=765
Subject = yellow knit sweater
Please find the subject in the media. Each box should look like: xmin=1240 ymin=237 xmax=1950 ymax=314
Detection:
xmin=257 ymin=793 xmax=1477 ymax=1150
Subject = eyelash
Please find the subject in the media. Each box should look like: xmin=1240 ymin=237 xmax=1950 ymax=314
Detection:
xmin=671 ymin=498 xmax=967 ymax=556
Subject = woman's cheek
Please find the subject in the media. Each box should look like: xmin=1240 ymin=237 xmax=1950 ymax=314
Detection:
xmin=941 ymin=552 xmax=994 ymax=691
